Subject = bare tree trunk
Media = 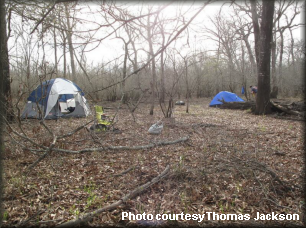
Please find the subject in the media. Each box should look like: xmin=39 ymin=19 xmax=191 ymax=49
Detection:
xmin=241 ymin=37 xmax=249 ymax=101
xmin=121 ymin=39 xmax=129 ymax=97
xmin=131 ymin=41 xmax=140 ymax=88
xmin=243 ymin=35 xmax=256 ymax=75
xmin=225 ymin=45 xmax=235 ymax=92
xmin=278 ymin=30 xmax=284 ymax=90
xmin=255 ymin=0 xmax=275 ymax=115
xmin=243 ymin=35 xmax=256 ymax=68
xmin=0 ymin=0 xmax=14 ymax=122
xmin=250 ymin=0 xmax=261 ymax=65
xmin=53 ymin=25 xmax=58 ymax=74
xmin=58 ymin=12 xmax=67 ymax=78
xmin=125 ymin=26 xmax=140 ymax=88
xmin=270 ymin=39 xmax=278 ymax=98
xmin=160 ymin=24 xmax=165 ymax=103
xmin=0 ymin=0 xmax=5 ymax=220
xmin=26 ymin=55 xmax=31 ymax=91
xmin=184 ymin=58 xmax=189 ymax=113
xmin=63 ymin=36 xmax=67 ymax=78
xmin=289 ymin=28 xmax=295 ymax=67
xmin=147 ymin=14 xmax=156 ymax=115
xmin=215 ymin=38 xmax=221 ymax=93
xmin=64 ymin=3 xmax=76 ymax=82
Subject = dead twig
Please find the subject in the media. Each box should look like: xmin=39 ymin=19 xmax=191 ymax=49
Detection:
xmin=3 ymin=116 xmax=48 ymax=150
xmin=25 ymin=135 xmax=57 ymax=174
xmin=110 ymin=93 xmax=125 ymax=126
xmin=17 ymin=209 xmax=46 ymax=227
xmin=58 ymin=120 xmax=94 ymax=139
xmin=51 ymin=136 xmax=189 ymax=154
xmin=271 ymin=101 xmax=304 ymax=116
xmin=113 ymin=166 xmax=136 ymax=177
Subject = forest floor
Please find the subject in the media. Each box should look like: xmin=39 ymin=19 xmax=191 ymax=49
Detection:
xmin=2 ymin=98 xmax=305 ymax=227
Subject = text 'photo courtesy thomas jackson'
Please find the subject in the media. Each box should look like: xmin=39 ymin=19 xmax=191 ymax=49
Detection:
xmin=122 ymin=211 xmax=300 ymax=222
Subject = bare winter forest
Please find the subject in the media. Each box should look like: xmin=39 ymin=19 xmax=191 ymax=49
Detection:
xmin=0 ymin=0 xmax=305 ymax=227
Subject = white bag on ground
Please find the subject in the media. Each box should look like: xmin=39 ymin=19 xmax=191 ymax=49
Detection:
xmin=148 ymin=122 xmax=163 ymax=134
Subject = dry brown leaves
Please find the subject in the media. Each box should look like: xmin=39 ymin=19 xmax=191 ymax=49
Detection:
xmin=2 ymin=98 xmax=305 ymax=227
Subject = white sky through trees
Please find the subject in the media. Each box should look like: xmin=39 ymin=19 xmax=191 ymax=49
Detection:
xmin=7 ymin=1 xmax=304 ymax=70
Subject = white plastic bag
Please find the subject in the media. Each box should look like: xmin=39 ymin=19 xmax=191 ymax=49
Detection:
xmin=148 ymin=122 xmax=163 ymax=134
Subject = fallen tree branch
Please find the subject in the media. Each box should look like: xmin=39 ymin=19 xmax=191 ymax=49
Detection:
xmin=17 ymin=209 xmax=46 ymax=227
xmin=229 ymin=156 xmax=294 ymax=191
xmin=3 ymin=116 xmax=48 ymax=150
xmin=110 ymin=93 xmax=125 ymax=125
xmin=113 ymin=166 xmax=136 ymax=177
xmin=51 ymin=136 xmax=189 ymax=154
xmin=218 ymin=100 xmax=255 ymax=110
xmin=4 ymin=130 xmax=45 ymax=155
xmin=271 ymin=101 xmax=304 ymax=116
xmin=5 ymin=118 xmax=93 ymax=151
xmin=26 ymin=135 xmax=57 ymax=174
xmin=56 ymin=165 xmax=170 ymax=227
xmin=58 ymin=120 xmax=94 ymax=139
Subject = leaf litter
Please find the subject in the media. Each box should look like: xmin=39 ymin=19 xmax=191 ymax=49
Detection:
xmin=2 ymin=98 xmax=304 ymax=227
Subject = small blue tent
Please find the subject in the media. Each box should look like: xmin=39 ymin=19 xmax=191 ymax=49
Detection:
xmin=209 ymin=91 xmax=244 ymax=107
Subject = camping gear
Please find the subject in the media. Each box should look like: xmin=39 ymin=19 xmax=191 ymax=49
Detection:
xmin=241 ymin=86 xmax=245 ymax=94
xmin=209 ymin=91 xmax=244 ymax=107
xmin=21 ymin=78 xmax=90 ymax=119
xmin=175 ymin=101 xmax=185 ymax=105
xmin=66 ymin=107 xmax=75 ymax=113
xmin=90 ymin=105 xmax=112 ymax=132
xmin=148 ymin=121 xmax=163 ymax=134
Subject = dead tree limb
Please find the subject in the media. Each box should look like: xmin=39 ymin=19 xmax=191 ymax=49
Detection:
xmin=58 ymin=120 xmax=94 ymax=139
xmin=52 ymin=136 xmax=189 ymax=154
xmin=113 ymin=166 xmax=135 ymax=177
xmin=3 ymin=116 xmax=48 ymax=150
xmin=26 ymin=135 xmax=57 ymax=174
xmin=5 ymin=130 xmax=44 ymax=155
xmin=218 ymin=100 xmax=255 ymax=110
xmin=271 ymin=101 xmax=304 ymax=116
xmin=30 ymin=0 xmax=79 ymax=34
xmin=56 ymin=165 xmax=170 ymax=228
xmin=110 ymin=93 xmax=125 ymax=125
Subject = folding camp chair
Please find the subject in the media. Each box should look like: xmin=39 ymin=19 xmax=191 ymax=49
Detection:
xmin=92 ymin=105 xmax=112 ymax=132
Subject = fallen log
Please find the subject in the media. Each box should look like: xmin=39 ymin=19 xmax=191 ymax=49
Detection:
xmin=56 ymin=165 xmax=170 ymax=228
xmin=51 ymin=136 xmax=189 ymax=154
xmin=218 ymin=99 xmax=304 ymax=117
xmin=270 ymin=101 xmax=304 ymax=117
xmin=218 ymin=100 xmax=255 ymax=110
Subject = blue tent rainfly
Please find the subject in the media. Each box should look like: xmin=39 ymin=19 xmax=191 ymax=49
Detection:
xmin=209 ymin=91 xmax=244 ymax=107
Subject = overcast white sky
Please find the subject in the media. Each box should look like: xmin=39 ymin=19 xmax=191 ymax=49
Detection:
xmin=8 ymin=1 xmax=305 ymax=69
xmin=74 ymin=1 xmax=304 ymax=65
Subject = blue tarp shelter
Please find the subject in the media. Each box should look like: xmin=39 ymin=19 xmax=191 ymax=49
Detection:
xmin=209 ymin=91 xmax=244 ymax=107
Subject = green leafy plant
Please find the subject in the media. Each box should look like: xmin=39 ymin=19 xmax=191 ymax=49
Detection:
xmin=219 ymin=201 xmax=224 ymax=213
xmin=2 ymin=211 xmax=9 ymax=221
xmin=10 ymin=176 xmax=25 ymax=194
xmin=69 ymin=205 xmax=80 ymax=218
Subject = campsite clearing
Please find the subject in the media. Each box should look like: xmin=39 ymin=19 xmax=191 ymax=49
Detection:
xmin=2 ymin=98 xmax=304 ymax=227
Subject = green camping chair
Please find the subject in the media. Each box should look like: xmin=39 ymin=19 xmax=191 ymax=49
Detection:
xmin=93 ymin=105 xmax=112 ymax=131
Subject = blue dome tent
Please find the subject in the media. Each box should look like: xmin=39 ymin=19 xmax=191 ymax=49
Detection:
xmin=21 ymin=78 xmax=91 ymax=119
xmin=209 ymin=91 xmax=244 ymax=107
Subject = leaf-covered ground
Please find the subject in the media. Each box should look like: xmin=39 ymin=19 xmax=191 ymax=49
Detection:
xmin=2 ymin=98 xmax=305 ymax=227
